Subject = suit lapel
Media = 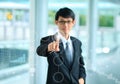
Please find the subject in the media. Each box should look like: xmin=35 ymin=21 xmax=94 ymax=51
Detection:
xmin=50 ymin=35 xmax=72 ymax=80
xmin=52 ymin=34 xmax=79 ymax=72
xmin=59 ymin=42 xmax=70 ymax=69
xmin=58 ymin=42 xmax=72 ymax=79
xmin=59 ymin=36 xmax=79 ymax=71
xmin=70 ymin=37 xmax=79 ymax=71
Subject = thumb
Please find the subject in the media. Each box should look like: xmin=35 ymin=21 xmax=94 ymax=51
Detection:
xmin=55 ymin=37 xmax=60 ymax=43
xmin=55 ymin=42 xmax=59 ymax=51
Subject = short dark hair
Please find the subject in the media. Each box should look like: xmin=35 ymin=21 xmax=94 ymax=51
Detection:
xmin=55 ymin=7 xmax=75 ymax=20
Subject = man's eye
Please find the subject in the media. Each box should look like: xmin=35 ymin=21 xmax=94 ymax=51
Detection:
xmin=67 ymin=21 xmax=71 ymax=23
xmin=58 ymin=20 xmax=72 ymax=24
xmin=61 ymin=21 xmax=65 ymax=23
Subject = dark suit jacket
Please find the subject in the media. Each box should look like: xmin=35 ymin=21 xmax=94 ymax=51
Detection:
xmin=36 ymin=35 xmax=86 ymax=84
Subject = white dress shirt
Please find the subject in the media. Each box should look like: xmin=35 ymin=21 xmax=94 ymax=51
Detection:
xmin=57 ymin=32 xmax=73 ymax=57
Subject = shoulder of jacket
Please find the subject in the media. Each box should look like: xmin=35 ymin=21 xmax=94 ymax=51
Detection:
xmin=41 ymin=35 xmax=52 ymax=39
xmin=71 ymin=36 xmax=81 ymax=42
xmin=41 ymin=35 xmax=55 ymax=42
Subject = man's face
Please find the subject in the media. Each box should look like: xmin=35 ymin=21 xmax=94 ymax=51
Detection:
xmin=55 ymin=16 xmax=75 ymax=36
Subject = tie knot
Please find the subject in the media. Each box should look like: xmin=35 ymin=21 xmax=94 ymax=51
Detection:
xmin=66 ymin=42 xmax=69 ymax=48
xmin=66 ymin=42 xmax=69 ymax=45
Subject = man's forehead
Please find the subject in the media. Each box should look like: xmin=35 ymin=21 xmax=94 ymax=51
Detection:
xmin=58 ymin=16 xmax=73 ymax=20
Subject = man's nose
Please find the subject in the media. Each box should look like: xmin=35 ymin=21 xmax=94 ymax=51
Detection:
xmin=64 ymin=22 xmax=69 ymax=26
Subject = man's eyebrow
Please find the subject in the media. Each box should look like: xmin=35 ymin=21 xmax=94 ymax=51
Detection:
xmin=58 ymin=19 xmax=72 ymax=21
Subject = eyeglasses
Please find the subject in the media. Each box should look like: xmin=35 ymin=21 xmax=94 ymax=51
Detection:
xmin=58 ymin=20 xmax=73 ymax=25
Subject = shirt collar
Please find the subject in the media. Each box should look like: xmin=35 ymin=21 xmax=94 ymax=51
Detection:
xmin=57 ymin=32 xmax=71 ymax=43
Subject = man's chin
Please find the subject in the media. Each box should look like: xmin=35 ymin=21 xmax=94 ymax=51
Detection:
xmin=60 ymin=31 xmax=69 ymax=36
xmin=64 ymin=32 xmax=69 ymax=35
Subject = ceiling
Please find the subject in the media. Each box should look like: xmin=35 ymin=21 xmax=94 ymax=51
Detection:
xmin=0 ymin=0 xmax=120 ymax=5
xmin=99 ymin=0 xmax=120 ymax=5
xmin=0 ymin=0 xmax=29 ymax=3
xmin=0 ymin=0 xmax=120 ymax=4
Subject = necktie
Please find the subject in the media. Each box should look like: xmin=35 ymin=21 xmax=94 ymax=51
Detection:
xmin=65 ymin=42 xmax=72 ymax=67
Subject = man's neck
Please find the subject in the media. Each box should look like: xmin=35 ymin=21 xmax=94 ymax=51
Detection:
xmin=59 ymin=31 xmax=69 ymax=40
xmin=64 ymin=34 xmax=69 ymax=40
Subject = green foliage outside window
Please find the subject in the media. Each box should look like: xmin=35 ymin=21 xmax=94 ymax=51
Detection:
xmin=79 ymin=14 xmax=86 ymax=26
xmin=48 ymin=10 xmax=56 ymax=24
xmin=15 ymin=10 xmax=24 ymax=21
xmin=48 ymin=10 xmax=114 ymax=28
xmin=99 ymin=15 xmax=114 ymax=27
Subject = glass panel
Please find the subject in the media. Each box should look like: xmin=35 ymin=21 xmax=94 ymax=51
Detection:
xmin=0 ymin=27 xmax=4 ymax=40
xmin=15 ymin=27 xmax=24 ymax=40
xmin=6 ymin=27 xmax=14 ymax=40
xmin=0 ymin=1 xmax=30 ymax=84
xmin=24 ymin=10 xmax=29 ymax=22
xmin=25 ymin=28 xmax=30 ymax=40
xmin=15 ymin=9 xmax=24 ymax=21
xmin=0 ymin=9 xmax=4 ymax=21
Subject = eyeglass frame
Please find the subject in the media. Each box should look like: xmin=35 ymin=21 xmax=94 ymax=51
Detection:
xmin=57 ymin=20 xmax=73 ymax=25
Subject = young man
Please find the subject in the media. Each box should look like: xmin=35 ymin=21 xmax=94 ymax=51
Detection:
xmin=36 ymin=7 xmax=86 ymax=84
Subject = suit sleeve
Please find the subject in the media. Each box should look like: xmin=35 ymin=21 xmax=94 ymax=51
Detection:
xmin=36 ymin=37 xmax=50 ymax=56
xmin=79 ymin=41 xmax=86 ymax=83
xmin=79 ymin=56 xmax=86 ymax=81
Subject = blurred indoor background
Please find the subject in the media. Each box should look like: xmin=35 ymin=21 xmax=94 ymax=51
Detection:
xmin=0 ymin=0 xmax=120 ymax=84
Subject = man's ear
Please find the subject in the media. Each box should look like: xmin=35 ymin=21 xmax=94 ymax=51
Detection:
xmin=73 ymin=20 xmax=76 ymax=25
xmin=72 ymin=20 xmax=76 ymax=27
xmin=55 ymin=20 xmax=58 ymax=25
